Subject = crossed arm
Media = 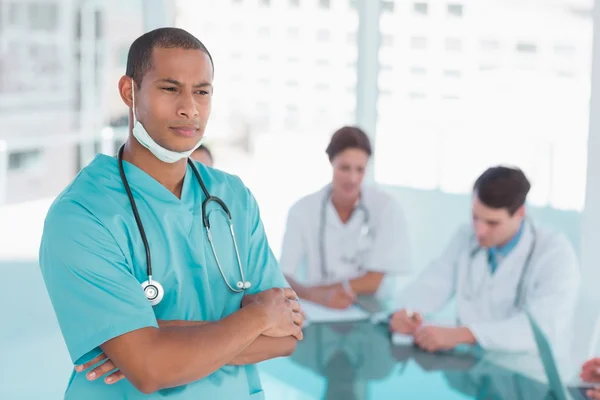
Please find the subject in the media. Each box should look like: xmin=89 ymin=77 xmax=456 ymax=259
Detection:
xmin=76 ymin=288 xmax=303 ymax=393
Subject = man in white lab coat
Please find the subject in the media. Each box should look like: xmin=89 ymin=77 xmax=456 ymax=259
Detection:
xmin=390 ymin=166 xmax=580 ymax=355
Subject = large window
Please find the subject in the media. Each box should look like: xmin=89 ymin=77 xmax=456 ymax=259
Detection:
xmin=0 ymin=1 xmax=73 ymax=107
xmin=376 ymin=1 xmax=592 ymax=211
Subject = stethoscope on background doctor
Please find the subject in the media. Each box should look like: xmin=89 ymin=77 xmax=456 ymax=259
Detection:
xmin=463 ymin=219 xmax=537 ymax=309
xmin=117 ymin=145 xmax=251 ymax=306
xmin=319 ymin=187 xmax=373 ymax=279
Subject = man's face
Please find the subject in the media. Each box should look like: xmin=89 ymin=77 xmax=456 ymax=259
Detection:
xmin=124 ymin=47 xmax=213 ymax=152
xmin=472 ymin=194 xmax=524 ymax=248
xmin=330 ymin=148 xmax=369 ymax=201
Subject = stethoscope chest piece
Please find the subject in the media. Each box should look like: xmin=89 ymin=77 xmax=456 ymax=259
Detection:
xmin=142 ymin=279 xmax=164 ymax=306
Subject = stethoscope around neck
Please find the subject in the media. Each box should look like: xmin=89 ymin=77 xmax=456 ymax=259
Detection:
xmin=117 ymin=145 xmax=251 ymax=306
xmin=462 ymin=220 xmax=537 ymax=309
xmin=319 ymin=187 xmax=371 ymax=280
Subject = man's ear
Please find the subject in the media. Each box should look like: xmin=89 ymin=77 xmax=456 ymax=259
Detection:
xmin=118 ymin=75 xmax=134 ymax=108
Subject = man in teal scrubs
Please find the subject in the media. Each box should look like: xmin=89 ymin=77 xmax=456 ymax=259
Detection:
xmin=39 ymin=27 xmax=303 ymax=399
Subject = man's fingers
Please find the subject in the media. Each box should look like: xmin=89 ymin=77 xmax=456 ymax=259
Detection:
xmin=329 ymin=300 xmax=348 ymax=309
xmin=289 ymin=299 xmax=301 ymax=313
xmin=581 ymin=371 xmax=600 ymax=383
xmin=76 ymin=353 xmax=108 ymax=372
xmin=583 ymin=359 xmax=600 ymax=370
xmin=86 ymin=359 xmax=117 ymax=381
xmin=105 ymin=370 xmax=125 ymax=384
xmin=414 ymin=327 xmax=429 ymax=342
xmin=413 ymin=313 xmax=423 ymax=325
xmin=292 ymin=311 xmax=304 ymax=327
xmin=405 ymin=318 xmax=420 ymax=332
xmin=587 ymin=389 xmax=600 ymax=400
xmin=342 ymin=289 xmax=356 ymax=301
xmin=283 ymin=287 xmax=298 ymax=300
xmin=416 ymin=333 xmax=438 ymax=353
xmin=292 ymin=324 xmax=304 ymax=340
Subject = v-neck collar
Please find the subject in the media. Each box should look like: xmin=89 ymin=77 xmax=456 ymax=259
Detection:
xmin=489 ymin=221 xmax=525 ymax=259
xmin=489 ymin=222 xmax=533 ymax=281
xmin=93 ymin=154 xmax=197 ymax=211
xmin=323 ymin=185 xmax=366 ymax=229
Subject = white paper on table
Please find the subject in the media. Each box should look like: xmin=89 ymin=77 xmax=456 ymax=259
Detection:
xmin=300 ymin=300 xmax=370 ymax=323
xmin=370 ymin=310 xmax=392 ymax=324
xmin=392 ymin=333 xmax=414 ymax=345
xmin=567 ymin=379 xmax=600 ymax=389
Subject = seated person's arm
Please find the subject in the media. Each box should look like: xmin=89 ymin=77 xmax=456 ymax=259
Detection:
xmin=40 ymin=203 xmax=301 ymax=394
xmin=411 ymin=234 xmax=580 ymax=353
xmin=281 ymin=202 xmax=385 ymax=305
xmin=285 ymin=275 xmax=355 ymax=309
xmin=463 ymin=235 xmax=580 ymax=353
xmin=389 ymin=228 xmax=467 ymax=335
xmin=286 ymin=272 xmax=384 ymax=307
xmin=347 ymin=271 xmax=385 ymax=295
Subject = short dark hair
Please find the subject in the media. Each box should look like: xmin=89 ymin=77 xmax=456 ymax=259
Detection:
xmin=473 ymin=166 xmax=531 ymax=215
xmin=126 ymin=27 xmax=213 ymax=87
xmin=193 ymin=144 xmax=213 ymax=161
xmin=325 ymin=126 xmax=372 ymax=161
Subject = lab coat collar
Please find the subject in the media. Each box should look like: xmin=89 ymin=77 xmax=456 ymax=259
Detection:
xmin=322 ymin=183 xmax=366 ymax=210
xmin=468 ymin=219 xmax=530 ymax=256
xmin=489 ymin=221 xmax=535 ymax=281
xmin=491 ymin=221 xmax=525 ymax=257
xmin=322 ymin=184 xmax=367 ymax=228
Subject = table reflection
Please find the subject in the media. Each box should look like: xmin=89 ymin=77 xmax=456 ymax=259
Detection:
xmin=258 ymin=321 xmax=563 ymax=400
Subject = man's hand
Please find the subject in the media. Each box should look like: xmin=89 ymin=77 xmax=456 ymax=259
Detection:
xmin=242 ymin=287 xmax=304 ymax=340
xmin=75 ymin=353 xmax=122 ymax=384
xmin=311 ymin=284 xmax=355 ymax=309
xmin=587 ymin=388 xmax=600 ymax=400
xmin=581 ymin=356 xmax=600 ymax=399
xmin=414 ymin=326 xmax=475 ymax=353
xmin=581 ymin=358 xmax=600 ymax=383
xmin=74 ymin=319 xmax=202 ymax=385
xmin=389 ymin=309 xmax=423 ymax=335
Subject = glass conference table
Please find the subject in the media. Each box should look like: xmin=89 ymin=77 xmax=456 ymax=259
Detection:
xmin=256 ymin=320 xmax=565 ymax=400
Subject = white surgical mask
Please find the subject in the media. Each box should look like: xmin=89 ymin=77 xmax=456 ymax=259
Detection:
xmin=131 ymin=78 xmax=203 ymax=163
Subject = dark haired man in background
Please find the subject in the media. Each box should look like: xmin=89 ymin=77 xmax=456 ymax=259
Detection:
xmin=389 ymin=166 xmax=580 ymax=356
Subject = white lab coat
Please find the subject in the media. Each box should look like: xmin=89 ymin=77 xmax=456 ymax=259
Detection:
xmin=280 ymin=184 xmax=411 ymax=295
xmin=399 ymin=222 xmax=580 ymax=356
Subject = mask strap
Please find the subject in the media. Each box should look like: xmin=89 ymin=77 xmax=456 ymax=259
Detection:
xmin=131 ymin=78 xmax=137 ymax=123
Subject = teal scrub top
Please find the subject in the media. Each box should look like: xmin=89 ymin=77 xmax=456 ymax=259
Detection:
xmin=39 ymin=154 xmax=288 ymax=399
